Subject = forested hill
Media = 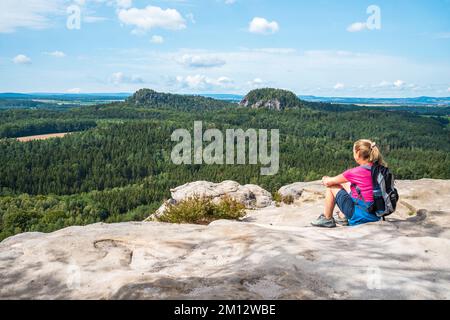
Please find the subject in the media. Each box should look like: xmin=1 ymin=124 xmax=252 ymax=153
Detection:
xmin=128 ymin=87 xmax=304 ymax=111
xmin=239 ymin=88 xmax=303 ymax=110
xmin=127 ymin=88 xmax=235 ymax=110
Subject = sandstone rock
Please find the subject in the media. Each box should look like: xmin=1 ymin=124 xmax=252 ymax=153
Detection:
xmin=244 ymin=184 xmax=273 ymax=208
xmin=240 ymin=98 xmax=282 ymax=111
xmin=253 ymin=99 xmax=282 ymax=110
xmin=150 ymin=180 xmax=272 ymax=220
xmin=277 ymin=181 xmax=326 ymax=204
xmin=278 ymin=182 xmax=309 ymax=200
xmin=1 ymin=179 xmax=449 ymax=300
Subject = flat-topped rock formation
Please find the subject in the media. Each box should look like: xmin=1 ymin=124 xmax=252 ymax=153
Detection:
xmin=239 ymin=88 xmax=302 ymax=110
xmin=1 ymin=179 xmax=449 ymax=299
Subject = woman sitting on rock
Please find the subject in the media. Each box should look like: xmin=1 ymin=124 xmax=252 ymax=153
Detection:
xmin=311 ymin=139 xmax=386 ymax=228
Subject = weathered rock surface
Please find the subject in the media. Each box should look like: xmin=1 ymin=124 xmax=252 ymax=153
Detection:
xmin=1 ymin=179 xmax=449 ymax=300
xmin=278 ymin=182 xmax=312 ymax=200
xmin=150 ymin=180 xmax=272 ymax=219
xmin=242 ymin=99 xmax=282 ymax=110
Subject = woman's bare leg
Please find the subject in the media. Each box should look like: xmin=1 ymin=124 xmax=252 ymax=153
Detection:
xmin=334 ymin=182 xmax=351 ymax=219
xmin=324 ymin=185 xmax=343 ymax=219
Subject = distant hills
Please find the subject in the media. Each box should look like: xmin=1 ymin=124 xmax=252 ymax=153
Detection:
xmin=200 ymin=94 xmax=243 ymax=103
xmin=126 ymin=88 xmax=234 ymax=109
xmin=127 ymin=88 xmax=303 ymax=111
xmin=204 ymin=93 xmax=450 ymax=107
xmin=1 ymin=91 xmax=449 ymax=107
xmin=207 ymin=93 xmax=450 ymax=107
xmin=0 ymin=92 xmax=131 ymax=101
xmin=299 ymin=95 xmax=450 ymax=107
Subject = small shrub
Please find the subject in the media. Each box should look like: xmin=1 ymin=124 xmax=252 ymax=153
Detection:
xmin=273 ymin=192 xmax=282 ymax=203
xmin=158 ymin=196 xmax=246 ymax=225
xmin=273 ymin=192 xmax=295 ymax=205
xmin=282 ymin=194 xmax=295 ymax=205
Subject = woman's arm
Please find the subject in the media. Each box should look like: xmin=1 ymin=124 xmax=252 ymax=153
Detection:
xmin=322 ymin=174 xmax=348 ymax=187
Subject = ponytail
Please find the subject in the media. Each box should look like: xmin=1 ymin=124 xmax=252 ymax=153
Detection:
xmin=354 ymin=139 xmax=387 ymax=167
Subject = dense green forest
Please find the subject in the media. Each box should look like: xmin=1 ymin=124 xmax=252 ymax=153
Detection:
xmin=0 ymin=119 xmax=97 ymax=138
xmin=0 ymin=88 xmax=449 ymax=240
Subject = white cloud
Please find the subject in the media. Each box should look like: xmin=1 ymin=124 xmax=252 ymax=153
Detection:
xmin=116 ymin=0 xmax=132 ymax=9
xmin=67 ymin=88 xmax=81 ymax=93
xmin=334 ymin=83 xmax=345 ymax=89
xmin=13 ymin=54 xmax=32 ymax=65
xmin=45 ymin=51 xmax=66 ymax=58
xmin=394 ymin=80 xmax=405 ymax=88
xmin=8 ymin=46 xmax=447 ymax=96
xmin=247 ymin=78 xmax=267 ymax=88
xmin=114 ymin=48 xmax=449 ymax=96
xmin=347 ymin=22 xmax=367 ymax=32
xmin=150 ymin=35 xmax=164 ymax=44
xmin=0 ymin=0 xmax=63 ymax=33
xmin=176 ymin=75 xmax=234 ymax=91
xmin=249 ymin=17 xmax=279 ymax=35
xmin=110 ymin=72 xmax=144 ymax=85
xmin=0 ymin=0 xmax=114 ymax=33
xmin=130 ymin=28 xmax=146 ymax=36
xmin=84 ymin=0 xmax=132 ymax=9
xmin=447 ymin=87 xmax=450 ymax=93
xmin=186 ymin=13 xmax=195 ymax=24
xmin=375 ymin=80 xmax=391 ymax=87
xmin=118 ymin=5 xmax=186 ymax=33
xmin=372 ymin=80 xmax=411 ymax=90
xmin=179 ymin=54 xmax=226 ymax=68
xmin=84 ymin=16 xmax=108 ymax=23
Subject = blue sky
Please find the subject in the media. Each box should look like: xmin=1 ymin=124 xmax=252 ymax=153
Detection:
xmin=0 ymin=0 xmax=449 ymax=97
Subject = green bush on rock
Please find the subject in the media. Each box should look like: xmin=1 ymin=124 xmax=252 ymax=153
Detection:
xmin=158 ymin=196 xmax=246 ymax=225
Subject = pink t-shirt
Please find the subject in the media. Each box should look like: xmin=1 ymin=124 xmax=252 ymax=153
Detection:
xmin=342 ymin=164 xmax=374 ymax=202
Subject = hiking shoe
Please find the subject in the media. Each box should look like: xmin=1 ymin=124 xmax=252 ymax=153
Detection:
xmin=334 ymin=213 xmax=349 ymax=226
xmin=311 ymin=214 xmax=336 ymax=228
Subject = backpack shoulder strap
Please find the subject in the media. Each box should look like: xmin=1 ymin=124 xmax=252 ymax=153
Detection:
xmin=350 ymin=183 xmax=369 ymax=205
xmin=351 ymin=164 xmax=373 ymax=205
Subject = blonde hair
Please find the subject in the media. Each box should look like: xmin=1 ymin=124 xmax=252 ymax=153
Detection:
xmin=354 ymin=139 xmax=387 ymax=167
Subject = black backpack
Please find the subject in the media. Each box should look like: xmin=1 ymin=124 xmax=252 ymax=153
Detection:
xmin=367 ymin=162 xmax=399 ymax=219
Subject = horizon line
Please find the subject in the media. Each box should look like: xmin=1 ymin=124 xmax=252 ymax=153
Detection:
xmin=1 ymin=91 xmax=450 ymax=100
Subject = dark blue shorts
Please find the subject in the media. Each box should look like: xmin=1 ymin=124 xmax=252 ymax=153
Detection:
xmin=335 ymin=189 xmax=355 ymax=219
